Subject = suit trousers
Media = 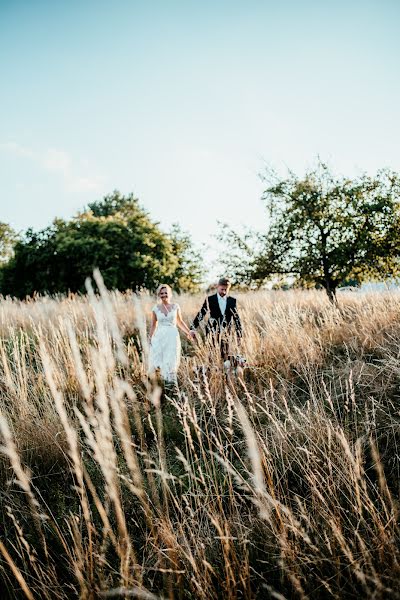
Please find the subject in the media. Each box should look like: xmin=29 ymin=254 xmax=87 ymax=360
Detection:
xmin=206 ymin=327 xmax=232 ymax=360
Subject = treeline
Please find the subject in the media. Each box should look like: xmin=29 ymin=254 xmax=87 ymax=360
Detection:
xmin=0 ymin=192 xmax=204 ymax=298
xmin=2 ymin=162 xmax=400 ymax=301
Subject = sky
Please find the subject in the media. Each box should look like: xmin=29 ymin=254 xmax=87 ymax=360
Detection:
xmin=1 ymin=0 xmax=399 ymax=277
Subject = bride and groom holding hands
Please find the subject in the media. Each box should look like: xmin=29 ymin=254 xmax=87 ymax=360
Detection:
xmin=148 ymin=278 xmax=243 ymax=384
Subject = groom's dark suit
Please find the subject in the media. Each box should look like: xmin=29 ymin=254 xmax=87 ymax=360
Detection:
xmin=191 ymin=294 xmax=242 ymax=357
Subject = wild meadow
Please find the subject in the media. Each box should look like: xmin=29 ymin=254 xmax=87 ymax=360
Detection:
xmin=1 ymin=279 xmax=400 ymax=599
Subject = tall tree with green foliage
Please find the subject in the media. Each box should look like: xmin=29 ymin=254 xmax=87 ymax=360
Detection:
xmin=0 ymin=192 xmax=203 ymax=298
xmin=0 ymin=222 xmax=18 ymax=264
xmin=220 ymin=163 xmax=400 ymax=302
xmin=0 ymin=223 xmax=18 ymax=292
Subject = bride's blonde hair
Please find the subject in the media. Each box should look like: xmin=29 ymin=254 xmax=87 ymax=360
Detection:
xmin=156 ymin=283 xmax=172 ymax=300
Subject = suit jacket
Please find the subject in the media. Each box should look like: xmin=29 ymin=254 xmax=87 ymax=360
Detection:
xmin=191 ymin=294 xmax=242 ymax=337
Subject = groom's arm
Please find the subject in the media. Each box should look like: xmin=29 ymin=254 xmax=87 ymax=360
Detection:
xmin=191 ymin=297 xmax=209 ymax=330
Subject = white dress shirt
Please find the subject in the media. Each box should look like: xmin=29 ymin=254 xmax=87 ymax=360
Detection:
xmin=217 ymin=293 xmax=227 ymax=315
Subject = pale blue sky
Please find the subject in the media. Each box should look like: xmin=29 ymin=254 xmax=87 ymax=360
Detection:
xmin=1 ymin=0 xmax=399 ymax=275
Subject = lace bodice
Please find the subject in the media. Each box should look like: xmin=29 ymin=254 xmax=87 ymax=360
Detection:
xmin=152 ymin=303 xmax=179 ymax=327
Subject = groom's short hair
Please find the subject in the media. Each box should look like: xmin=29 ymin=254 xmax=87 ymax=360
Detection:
xmin=218 ymin=277 xmax=231 ymax=288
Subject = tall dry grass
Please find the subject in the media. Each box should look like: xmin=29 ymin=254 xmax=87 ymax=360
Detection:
xmin=1 ymin=280 xmax=400 ymax=599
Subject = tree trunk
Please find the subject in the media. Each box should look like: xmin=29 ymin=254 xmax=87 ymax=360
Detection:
xmin=325 ymin=280 xmax=338 ymax=305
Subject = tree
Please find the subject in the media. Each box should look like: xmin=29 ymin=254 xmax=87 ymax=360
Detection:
xmin=0 ymin=222 xmax=18 ymax=264
xmin=86 ymin=191 xmax=138 ymax=218
xmin=220 ymin=163 xmax=400 ymax=302
xmin=0 ymin=223 xmax=18 ymax=292
xmin=0 ymin=192 xmax=203 ymax=298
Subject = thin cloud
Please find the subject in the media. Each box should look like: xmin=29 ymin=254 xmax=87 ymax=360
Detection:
xmin=0 ymin=141 xmax=37 ymax=160
xmin=0 ymin=141 xmax=107 ymax=193
xmin=69 ymin=175 xmax=105 ymax=193
xmin=41 ymin=148 xmax=71 ymax=175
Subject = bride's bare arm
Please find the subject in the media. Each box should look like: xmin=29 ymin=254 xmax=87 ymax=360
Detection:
xmin=149 ymin=311 xmax=157 ymax=341
xmin=176 ymin=307 xmax=195 ymax=338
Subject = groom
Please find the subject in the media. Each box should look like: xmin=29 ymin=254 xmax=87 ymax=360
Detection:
xmin=191 ymin=277 xmax=242 ymax=359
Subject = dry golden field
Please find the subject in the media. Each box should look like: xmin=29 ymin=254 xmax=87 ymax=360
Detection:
xmin=1 ymin=278 xmax=400 ymax=599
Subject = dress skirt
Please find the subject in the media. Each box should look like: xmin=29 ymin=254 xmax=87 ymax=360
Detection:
xmin=148 ymin=324 xmax=181 ymax=382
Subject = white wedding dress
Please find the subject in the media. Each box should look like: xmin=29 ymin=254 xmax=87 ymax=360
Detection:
xmin=148 ymin=303 xmax=181 ymax=383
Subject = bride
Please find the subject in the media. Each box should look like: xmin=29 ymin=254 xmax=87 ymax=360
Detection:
xmin=148 ymin=284 xmax=195 ymax=383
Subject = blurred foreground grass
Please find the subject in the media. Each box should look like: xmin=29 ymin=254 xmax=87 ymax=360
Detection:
xmin=1 ymin=284 xmax=400 ymax=599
